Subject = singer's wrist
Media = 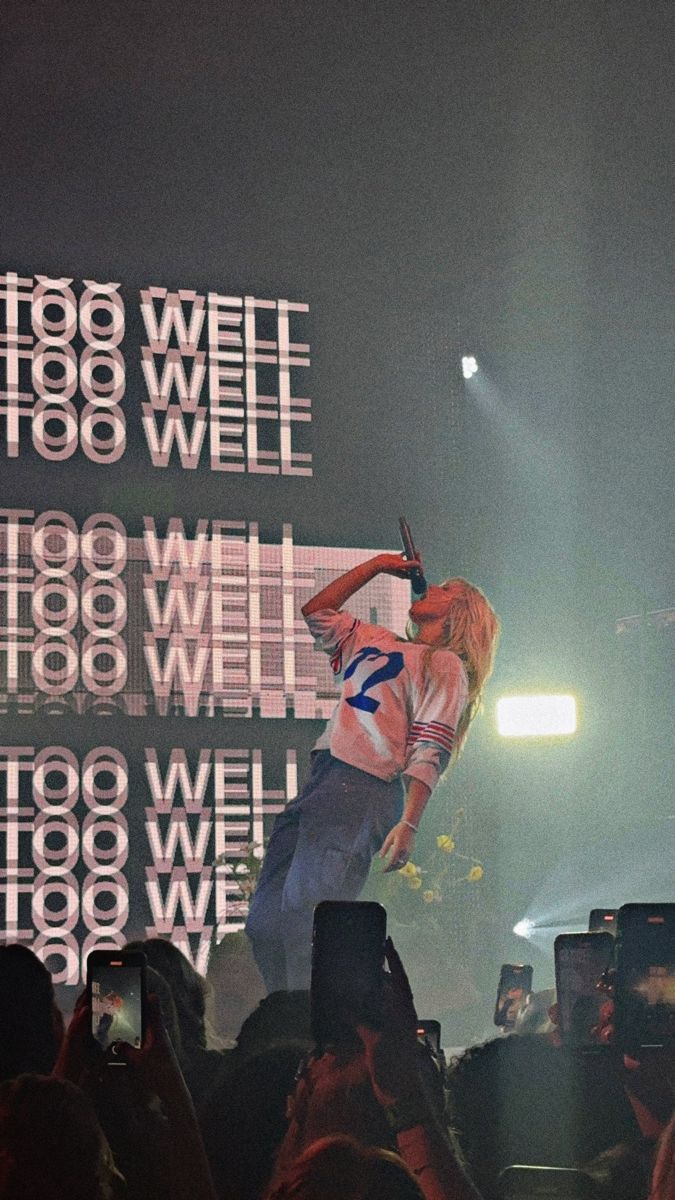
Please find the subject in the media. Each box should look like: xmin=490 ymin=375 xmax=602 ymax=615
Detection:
xmin=371 ymin=554 xmax=397 ymax=577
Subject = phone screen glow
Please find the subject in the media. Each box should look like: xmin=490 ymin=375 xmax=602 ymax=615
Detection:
xmin=91 ymin=964 xmax=143 ymax=1051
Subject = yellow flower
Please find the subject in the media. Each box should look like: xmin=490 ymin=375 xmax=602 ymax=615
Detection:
xmin=468 ymin=865 xmax=484 ymax=882
xmin=408 ymin=876 xmax=422 ymax=890
xmin=437 ymin=835 xmax=455 ymax=853
xmin=422 ymin=890 xmax=435 ymax=903
xmin=400 ymin=861 xmax=420 ymax=878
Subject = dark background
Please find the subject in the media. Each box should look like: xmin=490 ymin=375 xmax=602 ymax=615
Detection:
xmin=2 ymin=0 xmax=673 ymax=1038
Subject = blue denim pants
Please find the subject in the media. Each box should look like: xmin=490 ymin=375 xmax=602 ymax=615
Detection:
xmin=245 ymin=751 xmax=404 ymax=991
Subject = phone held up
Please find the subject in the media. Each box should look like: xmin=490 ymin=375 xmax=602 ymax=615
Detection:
xmin=417 ymin=1018 xmax=446 ymax=1074
xmin=494 ymin=963 xmax=533 ymax=1030
xmin=310 ymin=900 xmax=386 ymax=1052
xmin=588 ymin=908 xmax=617 ymax=936
xmin=554 ymin=932 xmax=613 ymax=1049
xmin=614 ymin=902 xmax=675 ymax=1052
xmin=87 ymin=949 xmax=147 ymax=1064
xmin=416 ymin=1018 xmax=441 ymax=1055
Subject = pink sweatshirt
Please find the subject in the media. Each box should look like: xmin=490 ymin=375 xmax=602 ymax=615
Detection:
xmin=306 ymin=608 xmax=468 ymax=794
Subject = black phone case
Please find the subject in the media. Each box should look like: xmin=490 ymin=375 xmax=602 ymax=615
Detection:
xmin=310 ymin=900 xmax=386 ymax=1049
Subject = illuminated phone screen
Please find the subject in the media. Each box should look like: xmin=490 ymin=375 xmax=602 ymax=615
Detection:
xmin=90 ymin=964 xmax=143 ymax=1051
xmin=494 ymin=964 xmax=532 ymax=1028
xmin=618 ymin=912 xmax=675 ymax=1046
xmin=555 ymin=935 xmax=613 ymax=1046
xmin=627 ymin=964 xmax=675 ymax=1007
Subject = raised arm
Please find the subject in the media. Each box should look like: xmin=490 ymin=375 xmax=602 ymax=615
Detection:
xmin=357 ymin=940 xmax=480 ymax=1200
xmin=302 ymin=553 xmax=422 ymax=618
xmin=117 ymin=995 xmax=217 ymax=1200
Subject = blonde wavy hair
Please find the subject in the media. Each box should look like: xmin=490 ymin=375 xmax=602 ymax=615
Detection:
xmin=408 ymin=577 xmax=500 ymax=761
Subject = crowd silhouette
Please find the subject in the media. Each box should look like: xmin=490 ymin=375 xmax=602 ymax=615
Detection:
xmin=0 ymin=926 xmax=672 ymax=1200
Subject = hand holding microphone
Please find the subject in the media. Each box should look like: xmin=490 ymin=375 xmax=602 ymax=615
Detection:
xmin=398 ymin=518 xmax=427 ymax=595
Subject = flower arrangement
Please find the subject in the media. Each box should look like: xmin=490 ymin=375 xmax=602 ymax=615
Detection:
xmin=368 ymin=807 xmax=484 ymax=926
xmin=214 ymin=841 xmax=264 ymax=905
xmin=218 ymin=808 xmax=483 ymax=918
xmin=214 ymin=807 xmax=485 ymax=1020
xmin=360 ymin=805 xmax=486 ymax=1016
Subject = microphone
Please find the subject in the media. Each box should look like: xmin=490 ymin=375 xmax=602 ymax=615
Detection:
xmin=398 ymin=517 xmax=427 ymax=596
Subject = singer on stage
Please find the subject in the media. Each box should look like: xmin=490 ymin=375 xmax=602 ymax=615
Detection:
xmin=245 ymin=552 xmax=500 ymax=991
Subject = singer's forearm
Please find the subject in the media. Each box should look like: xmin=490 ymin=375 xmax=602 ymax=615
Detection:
xmin=302 ymin=556 xmax=382 ymax=616
xmin=402 ymin=777 xmax=431 ymax=829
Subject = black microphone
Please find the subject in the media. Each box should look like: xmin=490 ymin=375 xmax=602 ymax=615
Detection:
xmin=398 ymin=517 xmax=427 ymax=596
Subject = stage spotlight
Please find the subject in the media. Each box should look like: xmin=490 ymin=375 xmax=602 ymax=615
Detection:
xmin=513 ymin=919 xmax=533 ymax=939
xmin=461 ymin=355 xmax=478 ymax=379
xmin=496 ymin=694 xmax=577 ymax=738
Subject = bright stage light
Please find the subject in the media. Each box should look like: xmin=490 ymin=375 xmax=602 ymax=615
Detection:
xmin=513 ymin=919 xmax=533 ymax=938
xmin=496 ymin=694 xmax=577 ymax=738
xmin=461 ymin=355 xmax=478 ymax=379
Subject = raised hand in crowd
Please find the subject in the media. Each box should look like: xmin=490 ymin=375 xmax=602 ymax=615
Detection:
xmin=548 ymin=976 xmax=674 ymax=1141
xmin=115 ymin=992 xmax=217 ymax=1200
xmin=270 ymin=937 xmax=477 ymax=1200
xmin=357 ymin=937 xmax=479 ymax=1200
xmin=54 ymin=988 xmax=216 ymax=1200
xmin=52 ymin=992 xmax=103 ymax=1092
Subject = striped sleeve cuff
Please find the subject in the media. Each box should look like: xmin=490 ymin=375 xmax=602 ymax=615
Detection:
xmin=406 ymin=721 xmax=456 ymax=755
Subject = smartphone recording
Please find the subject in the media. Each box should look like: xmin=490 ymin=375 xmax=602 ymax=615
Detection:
xmin=615 ymin=903 xmax=675 ymax=1050
xmin=588 ymin=909 xmax=617 ymax=936
xmin=494 ymin=964 xmax=533 ymax=1029
xmin=417 ymin=1019 xmax=441 ymax=1055
xmin=554 ymin=932 xmax=614 ymax=1047
xmin=310 ymin=901 xmax=386 ymax=1050
xmin=87 ymin=950 xmax=147 ymax=1055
